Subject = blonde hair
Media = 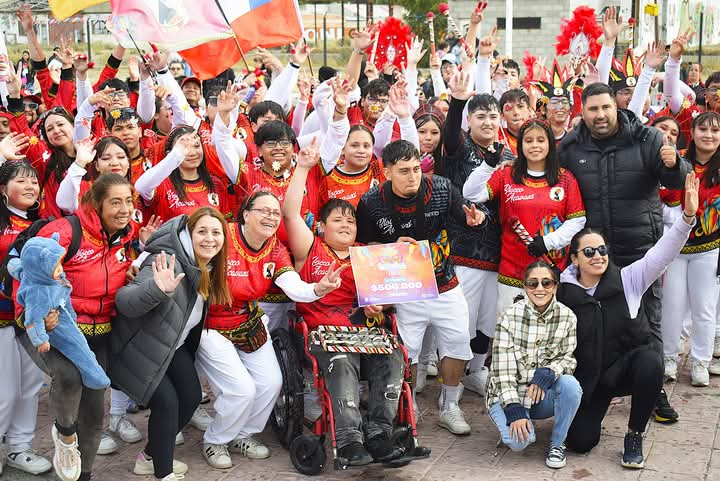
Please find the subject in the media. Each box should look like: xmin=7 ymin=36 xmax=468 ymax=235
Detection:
xmin=186 ymin=207 xmax=232 ymax=306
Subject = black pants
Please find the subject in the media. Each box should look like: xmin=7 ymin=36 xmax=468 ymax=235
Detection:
xmin=566 ymin=347 xmax=663 ymax=454
xmin=19 ymin=333 xmax=109 ymax=478
xmin=146 ymin=344 xmax=201 ymax=478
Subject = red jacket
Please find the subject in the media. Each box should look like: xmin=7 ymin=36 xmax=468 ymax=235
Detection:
xmin=36 ymin=206 xmax=135 ymax=336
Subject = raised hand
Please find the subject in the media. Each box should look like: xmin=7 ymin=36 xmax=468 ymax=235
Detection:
xmin=314 ymin=260 xmax=347 ymax=296
xmin=290 ymin=39 xmax=312 ymax=66
xmin=5 ymin=61 xmax=21 ymax=98
xmin=478 ymin=26 xmax=499 ymax=58
xmin=0 ymin=133 xmax=29 ymax=160
xmin=127 ymin=55 xmax=140 ymax=81
xmin=297 ymin=75 xmax=311 ymax=103
xmin=406 ymin=38 xmax=427 ymax=69
xmin=331 ymin=75 xmax=353 ymax=113
xmin=74 ymin=137 xmax=96 ymax=168
xmin=296 ymin=137 xmax=320 ymax=169
xmin=152 ymin=251 xmax=185 ymax=294
xmin=448 ymin=70 xmax=475 ymax=101
xmin=147 ymin=51 xmax=169 ymax=72
xmin=470 ymin=2 xmax=487 ymax=25
xmin=73 ymin=53 xmax=90 ymax=77
xmin=351 ymin=24 xmax=376 ymax=52
xmin=88 ymin=86 xmax=115 ymax=108
xmin=601 ymin=6 xmax=623 ymax=44
xmin=16 ymin=5 xmax=34 ymax=33
xmin=388 ymin=79 xmax=412 ymax=119
xmin=643 ymin=42 xmax=667 ymax=70
xmin=660 ymin=136 xmax=677 ymax=168
xmin=364 ymin=62 xmax=379 ymax=81
xmin=255 ymin=47 xmax=283 ymax=73
xmin=683 ymin=171 xmax=699 ymax=220
xmin=57 ymin=38 xmax=74 ymax=68
xmin=216 ymin=81 xmax=241 ymax=113
xmin=670 ymin=29 xmax=695 ymax=61
xmin=463 ymin=203 xmax=486 ymax=226
xmin=139 ymin=215 xmax=163 ymax=245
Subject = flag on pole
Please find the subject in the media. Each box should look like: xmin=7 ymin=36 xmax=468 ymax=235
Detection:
xmin=108 ymin=0 xmax=304 ymax=80
xmin=48 ymin=0 xmax=106 ymax=20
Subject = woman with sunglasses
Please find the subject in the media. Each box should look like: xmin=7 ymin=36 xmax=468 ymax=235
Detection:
xmin=464 ymin=119 xmax=586 ymax=314
xmin=557 ymin=172 xmax=699 ymax=469
xmin=194 ymin=191 xmax=345 ymax=469
xmin=659 ymin=112 xmax=720 ymax=387
xmin=135 ymin=125 xmax=230 ymax=221
xmin=0 ymin=161 xmax=53 ymax=476
xmin=487 ymin=261 xmax=581 ymax=469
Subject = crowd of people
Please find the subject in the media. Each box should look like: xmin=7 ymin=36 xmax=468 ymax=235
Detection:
xmin=0 ymin=3 xmax=719 ymax=481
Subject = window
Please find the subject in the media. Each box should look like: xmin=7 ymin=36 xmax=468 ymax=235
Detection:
xmin=497 ymin=17 xmax=541 ymax=29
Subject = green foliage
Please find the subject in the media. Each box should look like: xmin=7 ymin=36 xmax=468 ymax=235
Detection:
xmin=392 ymin=0 xmax=448 ymax=68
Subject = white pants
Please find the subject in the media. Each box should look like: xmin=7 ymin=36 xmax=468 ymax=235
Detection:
xmin=195 ymin=329 xmax=282 ymax=445
xmin=497 ymin=283 xmax=525 ymax=319
xmin=110 ymin=388 xmax=130 ymax=416
xmin=661 ymin=250 xmax=720 ymax=362
xmin=456 ymin=267 xmax=499 ymax=338
xmin=258 ymin=301 xmax=295 ymax=332
xmin=394 ymin=286 xmax=472 ymax=364
xmin=0 ymin=327 xmax=45 ymax=451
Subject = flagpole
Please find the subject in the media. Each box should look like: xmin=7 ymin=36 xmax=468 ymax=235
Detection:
xmin=214 ymin=0 xmax=251 ymax=72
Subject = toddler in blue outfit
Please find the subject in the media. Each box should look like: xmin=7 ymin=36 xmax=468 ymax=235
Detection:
xmin=9 ymin=233 xmax=110 ymax=390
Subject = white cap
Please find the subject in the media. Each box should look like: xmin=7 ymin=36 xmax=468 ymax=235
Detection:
xmin=441 ymin=53 xmax=458 ymax=65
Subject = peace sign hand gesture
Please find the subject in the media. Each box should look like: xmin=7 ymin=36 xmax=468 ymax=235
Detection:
xmin=463 ymin=203 xmax=486 ymax=227
xmin=314 ymin=260 xmax=347 ymax=297
xmin=152 ymin=251 xmax=185 ymax=294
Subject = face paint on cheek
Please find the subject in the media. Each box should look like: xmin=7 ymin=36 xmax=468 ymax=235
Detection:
xmin=503 ymin=104 xmax=513 ymax=113
xmin=369 ymin=104 xmax=382 ymax=114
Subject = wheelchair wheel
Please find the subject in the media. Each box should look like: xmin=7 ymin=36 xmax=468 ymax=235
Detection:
xmin=270 ymin=327 xmax=304 ymax=449
xmin=290 ymin=434 xmax=326 ymax=475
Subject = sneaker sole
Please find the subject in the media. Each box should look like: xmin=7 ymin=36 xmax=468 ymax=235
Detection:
xmin=546 ymin=459 xmax=566 ymax=469
xmin=96 ymin=446 xmax=118 ymax=455
xmin=6 ymin=459 xmax=53 ymax=475
xmin=691 ymin=380 xmax=710 ymax=387
xmin=203 ymin=457 xmax=233 ymax=469
xmin=114 ymin=432 xmax=143 ymax=444
xmin=437 ymin=421 xmax=471 ymax=435
xmin=654 ymin=413 xmax=679 ymax=424
xmin=134 ymin=462 xmax=188 ymax=476
xmin=621 ymin=459 xmax=645 ymax=469
xmin=227 ymin=449 xmax=271 ymax=459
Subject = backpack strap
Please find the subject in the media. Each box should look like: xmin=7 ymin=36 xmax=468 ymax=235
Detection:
xmin=64 ymin=215 xmax=83 ymax=263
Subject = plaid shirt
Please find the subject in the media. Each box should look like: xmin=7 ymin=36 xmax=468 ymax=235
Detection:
xmin=486 ymin=297 xmax=577 ymax=409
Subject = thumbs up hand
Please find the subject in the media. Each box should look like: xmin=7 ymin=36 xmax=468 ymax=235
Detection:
xmin=660 ymin=135 xmax=677 ymax=169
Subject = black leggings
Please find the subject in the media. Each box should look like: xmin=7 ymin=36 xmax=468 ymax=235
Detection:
xmin=566 ymin=346 xmax=663 ymax=453
xmin=145 ymin=344 xmax=202 ymax=478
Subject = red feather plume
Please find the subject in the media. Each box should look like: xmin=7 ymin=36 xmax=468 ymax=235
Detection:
xmin=366 ymin=17 xmax=413 ymax=71
xmin=523 ymin=50 xmax=537 ymax=82
xmin=438 ymin=3 xmax=450 ymax=15
xmin=555 ymin=6 xmax=603 ymax=60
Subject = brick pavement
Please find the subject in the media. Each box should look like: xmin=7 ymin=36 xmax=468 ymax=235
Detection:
xmin=3 ymin=354 xmax=720 ymax=481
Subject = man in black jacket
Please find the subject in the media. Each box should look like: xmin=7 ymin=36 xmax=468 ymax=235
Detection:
xmin=559 ymin=82 xmax=690 ymax=426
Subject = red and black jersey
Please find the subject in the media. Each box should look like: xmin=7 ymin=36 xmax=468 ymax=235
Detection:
xmin=295 ymin=238 xmax=357 ymax=330
xmin=486 ymin=166 xmax=585 ymax=286
xmin=0 ymin=215 xmax=33 ymax=325
xmin=206 ymin=223 xmax=294 ymax=333
xmin=320 ymin=158 xmax=385 ymax=208
xmin=149 ymin=176 xmax=230 ymax=221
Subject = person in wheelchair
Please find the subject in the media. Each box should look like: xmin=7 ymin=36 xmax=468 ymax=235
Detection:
xmin=196 ymin=191 xmax=347 ymax=470
xmin=282 ymin=140 xmax=406 ymax=466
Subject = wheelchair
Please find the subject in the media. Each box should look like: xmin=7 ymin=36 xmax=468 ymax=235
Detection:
xmin=270 ymin=311 xmax=431 ymax=475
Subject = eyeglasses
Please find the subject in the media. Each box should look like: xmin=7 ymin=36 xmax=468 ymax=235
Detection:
xmin=366 ymin=96 xmax=389 ymax=105
xmin=248 ymin=207 xmax=282 ymax=219
xmin=579 ymin=245 xmax=609 ymax=258
xmin=207 ymin=96 xmax=218 ymax=106
xmin=108 ymin=91 xmax=128 ymax=100
xmin=23 ymin=102 xmax=38 ymax=110
xmin=264 ymin=139 xmax=294 ymax=149
xmin=548 ymin=98 xmax=570 ymax=107
xmin=706 ymin=87 xmax=719 ymax=96
xmin=524 ymin=278 xmax=556 ymax=289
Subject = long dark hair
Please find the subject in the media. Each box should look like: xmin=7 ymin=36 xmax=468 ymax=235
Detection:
xmin=687 ymin=112 xmax=720 ymax=189
xmin=511 ymin=119 xmax=560 ymax=186
xmin=0 ymin=160 xmax=40 ymax=231
xmin=38 ymin=107 xmax=75 ymax=188
xmin=414 ymin=113 xmax=444 ymax=170
xmin=165 ymin=126 xmax=216 ymax=201
xmin=87 ymin=137 xmax=132 ymax=182
xmin=80 ymin=173 xmax=134 ymax=217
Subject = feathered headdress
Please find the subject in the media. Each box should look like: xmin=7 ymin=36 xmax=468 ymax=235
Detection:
xmin=366 ymin=17 xmax=413 ymax=71
xmin=555 ymin=6 xmax=603 ymax=67
xmin=609 ymin=49 xmax=640 ymax=92
xmin=532 ymin=60 xmax=576 ymax=102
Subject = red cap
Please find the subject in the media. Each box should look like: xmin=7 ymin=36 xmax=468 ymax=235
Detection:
xmin=21 ymin=90 xmax=42 ymax=105
xmin=181 ymin=76 xmax=202 ymax=89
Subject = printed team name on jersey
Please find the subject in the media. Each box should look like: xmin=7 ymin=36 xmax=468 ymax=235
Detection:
xmin=311 ymin=256 xmax=332 ymax=277
xmin=328 ymin=188 xmax=357 ymax=200
xmin=71 ymin=247 xmax=103 ymax=264
xmin=166 ymin=190 xmax=197 ymax=209
xmin=504 ymin=184 xmax=535 ymax=203
xmin=226 ymin=258 xmax=250 ymax=277
xmin=377 ymin=217 xmax=394 ymax=236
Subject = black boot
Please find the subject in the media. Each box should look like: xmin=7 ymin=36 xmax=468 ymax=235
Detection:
xmin=337 ymin=442 xmax=373 ymax=466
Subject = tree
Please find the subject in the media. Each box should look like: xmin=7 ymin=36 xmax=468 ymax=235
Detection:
xmin=392 ymin=0 xmax=448 ymax=68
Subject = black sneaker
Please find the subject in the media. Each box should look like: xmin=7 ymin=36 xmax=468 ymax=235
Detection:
xmin=621 ymin=431 xmax=645 ymax=469
xmin=366 ymin=433 xmax=401 ymax=462
xmin=654 ymin=389 xmax=679 ymax=424
xmin=337 ymin=442 xmax=373 ymax=466
xmin=545 ymin=444 xmax=566 ymax=469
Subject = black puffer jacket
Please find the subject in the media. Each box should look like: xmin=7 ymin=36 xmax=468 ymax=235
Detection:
xmin=559 ymin=109 xmax=690 ymax=266
xmin=110 ymin=216 xmax=205 ymax=405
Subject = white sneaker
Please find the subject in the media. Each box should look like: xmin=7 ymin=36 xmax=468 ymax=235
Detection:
xmin=51 ymin=425 xmax=81 ymax=481
xmin=710 ymin=359 xmax=720 ymax=376
xmin=691 ymin=359 xmax=710 ymax=387
xmin=203 ymin=443 xmax=232 ymax=469
xmin=664 ymin=357 xmax=678 ymax=382
xmin=160 ymin=474 xmax=182 ymax=481
xmin=133 ymin=451 xmax=188 ymax=475
xmin=175 ymin=432 xmax=185 ymax=446
xmin=228 ymin=437 xmax=271 ymax=459
xmin=415 ymin=365 xmax=428 ymax=393
xmin=463 ymin=367 xmax=489 ymax=397
xmin=714 ymin=337 xmax=720 ymax=358
xmin=438 ymin=405 xmax=471 ymax=435
xmin=96 ymin=431 xmax=118 ymax=455
xmin=109 ymin=415 xmax=142 ymax=443
xmin=189 ymin=407 xmax=213 ymax=431
xmin=201 ymin=391 xmax=211 ymax=404
xmin=7 ymin=449 xmax=52 ymax=475
xmin=426 ymin=359 xmax=438 ymax=377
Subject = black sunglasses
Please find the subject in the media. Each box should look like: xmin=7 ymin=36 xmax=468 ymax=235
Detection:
xmin=207 ymin=96 xmax=218 ymax=106
xmin=524 ymin=278 xmax=556 ymax=289
xmin=23 ymin=102 xmax=38 ymax=110
xmin=579 ymin=245 xmax=609 ymax=258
